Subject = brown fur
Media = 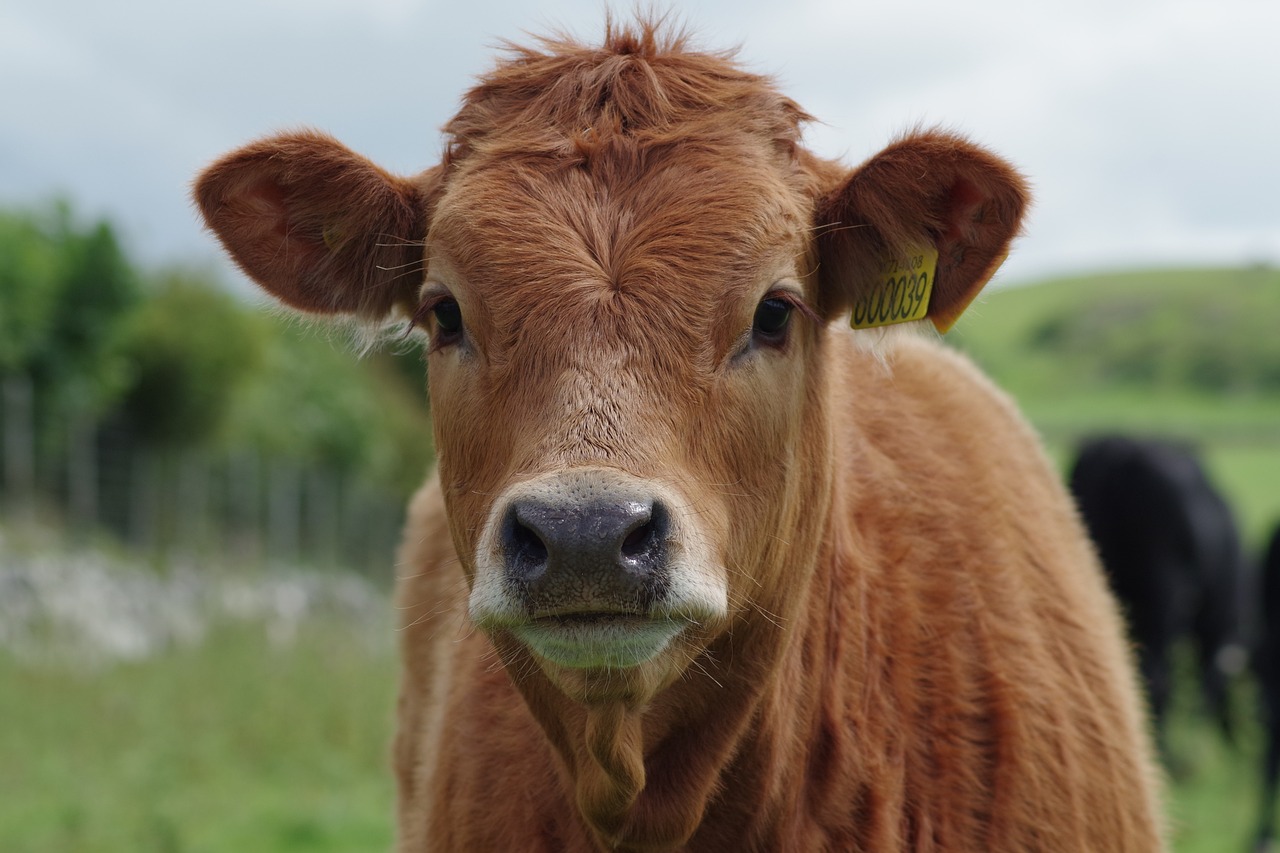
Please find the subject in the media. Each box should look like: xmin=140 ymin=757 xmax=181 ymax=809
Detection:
xmin=195 ymin=18 xmax=1165 ymax=852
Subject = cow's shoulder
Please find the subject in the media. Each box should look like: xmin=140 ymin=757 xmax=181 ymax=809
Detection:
xmin=886 ymin=334 xmax=1031 ymax=439
xmin=820 ymin=335 xmax=1163 ymax=845
xmin=831 ymin=332 xmax=1128 ymax=681
xmin=838 ymin=333 xmax=1052 ymax=496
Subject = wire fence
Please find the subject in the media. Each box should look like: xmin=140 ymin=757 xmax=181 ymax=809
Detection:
xmin=0 ymin=374 xmax=409 ymax=581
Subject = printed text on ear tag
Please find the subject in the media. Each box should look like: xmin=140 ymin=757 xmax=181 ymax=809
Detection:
xmin=849 ymin=246 xmax=938 ymax=330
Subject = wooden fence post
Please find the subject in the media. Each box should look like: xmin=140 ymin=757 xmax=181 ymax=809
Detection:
xmin=2 ymin=374 xmax=35 ymax=517
xmin=66 ymin=409 xmax=97 ymax=532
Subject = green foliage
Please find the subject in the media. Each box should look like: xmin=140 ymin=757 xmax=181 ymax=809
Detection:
xmin=0 ymin=203 xmax=141 ymax=416
xmin=0 ymin=200 xmax=433 ymax=497
xmin=116 ymin=270 xmax=265 ymax=447
xmin=220 ymin=320 xmax=432 ymax=492
xmin=52 ymin=219 xmax=141 ymax=405
xmin=0 ymin=211 xmax=61 ymax=373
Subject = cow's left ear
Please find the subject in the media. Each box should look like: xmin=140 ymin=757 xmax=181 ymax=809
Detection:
xmin=814 ymin=130 xmax=1029 ymax=332
xmin=194 ymin=131 xmax=439 ymax=321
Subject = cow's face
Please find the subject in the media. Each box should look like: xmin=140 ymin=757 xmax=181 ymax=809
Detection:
xmin=194 ymin=49 xmax=1025 ymax=709
xmin=420 ymin=137 xmax=831 ymax=703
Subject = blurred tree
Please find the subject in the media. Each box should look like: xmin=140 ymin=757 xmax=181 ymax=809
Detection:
xmin=116 ymin=268 xmax=264 ymax=447
xmin=0 ymin=210 xmax=61 ymax=374
xmin=0 ymin=202 xmax=141 ymax=415
xmin=0 ymin=200 xmax=434 ymax=559
xmin=221 ymin=319 xmax=434 ymax=493
xmin=378 ymin=340 xmax=430 ymax=410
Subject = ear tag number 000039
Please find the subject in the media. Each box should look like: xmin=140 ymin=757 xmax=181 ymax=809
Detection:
xmin=849 ymin=246 xmax=938 ymax=330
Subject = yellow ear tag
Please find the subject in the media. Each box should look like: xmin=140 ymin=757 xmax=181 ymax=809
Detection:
xmin=849 ymin=246 xmax=938 ymax=330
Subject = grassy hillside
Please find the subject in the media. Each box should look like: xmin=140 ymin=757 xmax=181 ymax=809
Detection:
xmin=946 ymin=265 xmax=1280 ymax=547
xmin=949 ymin=265 xmax=1280 ymax=429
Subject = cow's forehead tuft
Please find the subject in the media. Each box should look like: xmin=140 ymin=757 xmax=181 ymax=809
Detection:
xmin=441 ymin=20 xmax=810 ymax=170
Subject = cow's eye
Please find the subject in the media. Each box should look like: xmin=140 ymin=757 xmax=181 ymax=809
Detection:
xmin=433 ymin=299 xmax=463 ymax=338
xmin=414 ymin=295 xmax=465 ymax=349
xmin=752 ymin=296 xmax=793 ymax=345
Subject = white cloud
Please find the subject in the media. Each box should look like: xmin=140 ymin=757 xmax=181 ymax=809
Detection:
xmin=2 ymin=0 xmax=1276 ymax=282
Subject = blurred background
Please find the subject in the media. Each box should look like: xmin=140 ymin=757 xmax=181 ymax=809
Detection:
xmin=2 ymin=1 xmax=1277 ymax=851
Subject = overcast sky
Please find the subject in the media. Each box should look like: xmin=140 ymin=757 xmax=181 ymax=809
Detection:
xmin=3 ymin=0 xmax=1276 ymax=289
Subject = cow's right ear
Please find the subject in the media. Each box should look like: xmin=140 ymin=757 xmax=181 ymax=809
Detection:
xmin=814 ymin=130 xmax=1029 ymax=332
xmin=193 ymin=131 xmax=438 ymax=320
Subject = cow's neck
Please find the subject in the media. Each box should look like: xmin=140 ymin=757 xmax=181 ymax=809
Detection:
xmin=507 ymin=633 xmax=779 ymax=851
xmin=577 ymin=689 xmax=760 ymax=850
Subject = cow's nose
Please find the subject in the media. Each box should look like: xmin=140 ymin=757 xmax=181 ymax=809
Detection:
xmin=500 ymin=497 xmax=670 ymax=609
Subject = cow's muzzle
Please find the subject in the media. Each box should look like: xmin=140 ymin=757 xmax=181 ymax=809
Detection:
xmin=469 ymin=469 xmax=728 ymax=670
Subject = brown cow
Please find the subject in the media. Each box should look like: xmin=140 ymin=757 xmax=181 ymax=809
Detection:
xmin=195 ymin=20 xmax=1166 ymax=852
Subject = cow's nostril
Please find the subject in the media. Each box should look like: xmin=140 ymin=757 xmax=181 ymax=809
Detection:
xmin=620 ymin=524 xmax=652 ymax=558
xmin=503 ymin=507 xmax=550 ymax=582
xmin=620 ymin=502 xmax=668 ymax=561
xmin=511 ymin=519 xmax=550 ymax=563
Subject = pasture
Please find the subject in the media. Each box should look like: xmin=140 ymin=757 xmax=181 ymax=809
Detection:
xmin=0 ymin=535 xmax=397 ymax=853
xmin=0 ymin=626 xmax=395 ymax=853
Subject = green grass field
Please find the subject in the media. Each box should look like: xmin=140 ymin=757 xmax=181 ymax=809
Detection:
xmin=1164 ymin=662 xmax=1269 ymax=851
xmin=0 ymin=620 xmax=398 ymax=853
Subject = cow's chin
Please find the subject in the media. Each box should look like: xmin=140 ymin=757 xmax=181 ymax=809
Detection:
xmin=513 ymin=615 xmax=685 ymax=670
xmin=502 ymin=620 xmax=696 ymax=706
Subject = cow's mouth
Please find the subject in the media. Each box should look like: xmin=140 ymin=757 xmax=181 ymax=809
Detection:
xmin=512 ymin=613 xmax=685 ymax=669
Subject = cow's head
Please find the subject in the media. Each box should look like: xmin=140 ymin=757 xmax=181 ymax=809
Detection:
xmin=195 ymin=28 xmax=1026 ymax=712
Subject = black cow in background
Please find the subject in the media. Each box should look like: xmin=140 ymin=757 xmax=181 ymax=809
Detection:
xmin=1256 ymin=522 xmax=1280 ymax=852
xmin=1069 ymin=435 xmax=1246 ymax=756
